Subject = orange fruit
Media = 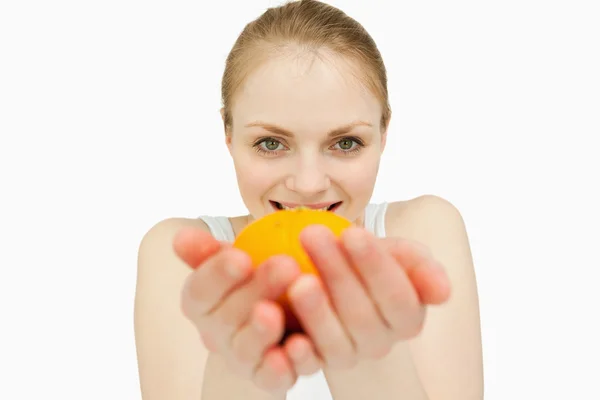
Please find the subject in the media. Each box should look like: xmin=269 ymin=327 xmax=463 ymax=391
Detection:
xmin=233 ymin=207 xmax=352 ymax=334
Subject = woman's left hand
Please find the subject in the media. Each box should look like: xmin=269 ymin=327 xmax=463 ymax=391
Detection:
xmin=284 ymin=224 xmax=451 ymax=370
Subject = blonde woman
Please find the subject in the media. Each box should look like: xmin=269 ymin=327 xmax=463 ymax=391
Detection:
xmin=134 ymin=1 xmax=483 ymax=399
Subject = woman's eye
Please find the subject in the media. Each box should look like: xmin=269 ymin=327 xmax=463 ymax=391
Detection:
xmin=337 ymin=138 xmax=355 ymax=150
xmin=335 ymin=137 xmax=364 ymax=152
xmin=262 ymin=139 xmax=282 ymax=151
xmin=253 ymin=138 xmax=285 ymax=155
xmin=254 ymin=136 xmax=363 ymax=155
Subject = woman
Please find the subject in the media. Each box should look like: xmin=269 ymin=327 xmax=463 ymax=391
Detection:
xmin=134 ymin=1 xmax=484 ymax=399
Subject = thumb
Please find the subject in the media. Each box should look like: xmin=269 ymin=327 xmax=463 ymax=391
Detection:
xmin=172 ymin=226 xmax=229 ymax=269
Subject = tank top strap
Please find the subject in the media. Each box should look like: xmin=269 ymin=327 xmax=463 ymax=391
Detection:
xmin=197 ymin=215 xmax=236 ymax=242
xmin=364 ymin=202 xmax=389 ymax=238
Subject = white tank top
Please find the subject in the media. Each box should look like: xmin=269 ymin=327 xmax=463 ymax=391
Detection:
xmin=197 ymin=202 xmax=389 ymax=399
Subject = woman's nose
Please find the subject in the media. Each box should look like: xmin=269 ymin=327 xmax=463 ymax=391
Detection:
xmin=285 ymin=159 xmax=331 ymax=196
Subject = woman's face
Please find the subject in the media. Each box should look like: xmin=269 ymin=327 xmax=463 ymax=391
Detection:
xmin=226 ymin=51 xmax=387 ymax=224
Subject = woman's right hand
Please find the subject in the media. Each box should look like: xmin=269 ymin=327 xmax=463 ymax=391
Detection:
xmin=173 ymin=226 xmax=322 ymax=394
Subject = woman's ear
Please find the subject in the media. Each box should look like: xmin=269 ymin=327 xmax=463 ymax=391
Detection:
xmin=381 ymin=112 xmax=391 ymax=153
xmin=221 ymin=107 xmax=233 ymax=152
xmin=220 ymin=107 xmax=227 ymax=134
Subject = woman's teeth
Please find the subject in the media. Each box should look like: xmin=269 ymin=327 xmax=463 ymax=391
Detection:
xmin=274 ymin=202 xmax=339 ymax=211
xmin=280 ymin=204 xmax=329 ymax=211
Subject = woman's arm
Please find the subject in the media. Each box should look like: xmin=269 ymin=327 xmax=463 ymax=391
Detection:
xmin=134 ymin=217 xmax=284 ymax=400
xmin=202 ymin=352 xmax=286 ymax=400
xmin=325 ymin=341 xmax=430 ymax=400
xmin=324 ymin=195 xmax=484 ymax=400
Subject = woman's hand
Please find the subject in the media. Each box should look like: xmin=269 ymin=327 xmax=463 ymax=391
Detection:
xmin=174 ymin=227 xmax=319 ymax=394
xmin=285 ymin=225 xmax=452 ymax=370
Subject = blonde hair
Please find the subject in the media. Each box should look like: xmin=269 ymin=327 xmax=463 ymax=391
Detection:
xmin=221 ymin=0 xmax=391 ymax=133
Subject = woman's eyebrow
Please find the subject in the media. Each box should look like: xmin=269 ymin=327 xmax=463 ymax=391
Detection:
xmin=244 ymin=120 xmax=373 ymax=137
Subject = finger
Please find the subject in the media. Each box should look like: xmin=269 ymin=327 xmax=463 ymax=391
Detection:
xmin=209 ymin=255 xmax=301 ymax=351
xmin=200 ymin=332 xmax=219 ymax=353
xmin=283 ymin=333 xmax=322 ymax=376
xmin=382 ymin=238 xmax=451 ymax=304
xmin=253 ymin=347 xmax=297 ymax=395
xmin=300 ymin=225 xmax=389 ymax=358
xmin=341 ymin=227 xmax=425 ymax=338
xmin=181 ymin=247 xmax=253 ymax=317
xmin=229 ymin=300 xmax=285 ymax=378
xmin=287 ymin=274 xmax=356 ymax=369
xmin=173 ymin=226 xmax=229 ymax=269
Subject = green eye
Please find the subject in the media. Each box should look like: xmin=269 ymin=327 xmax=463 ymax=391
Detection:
xmin=338 ymin=138 xmax=354 ymax=150
xmin=264 ymin=140 xmax=280 ymax=151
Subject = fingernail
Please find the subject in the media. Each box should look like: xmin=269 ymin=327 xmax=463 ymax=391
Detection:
xmin=289 ymin=342 xmax=307 ymax=362
xmin=226 ymin=262 xmax=246 ymax=279
xmin=252 ymin=315 xmax=268 ymax=333
xmin=290 ymin=275 xmax=321 ymax=310
xmin=268 ymin=257 xmax=297 ymax=286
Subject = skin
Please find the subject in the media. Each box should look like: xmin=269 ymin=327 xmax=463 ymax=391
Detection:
xmin=134 ymin=47 xmax=484 ymax=400
xmin=226 ymin=49 xmax=384 ymax=225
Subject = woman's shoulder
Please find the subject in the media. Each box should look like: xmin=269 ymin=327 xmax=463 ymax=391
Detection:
xmin=138 ymin=217 xmax=211 ymax=253
xmin=138 ymin=212 xmax=249 ymax=249
xmin=385 ymin=194 xmax=464 ymax=237
xmin=143 ymin=216 xmax=209 ymax=237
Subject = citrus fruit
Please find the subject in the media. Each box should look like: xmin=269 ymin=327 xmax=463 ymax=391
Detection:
xmin=233 ymin=207 xmax=352 ymax=334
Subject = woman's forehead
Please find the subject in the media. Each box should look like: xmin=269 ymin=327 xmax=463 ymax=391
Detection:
xmin=232 ymin=54 xmax=382 ymax=130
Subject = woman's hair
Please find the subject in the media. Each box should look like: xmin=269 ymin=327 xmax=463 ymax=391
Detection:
xmin=221 ymin=0 xmax=391 ymax=133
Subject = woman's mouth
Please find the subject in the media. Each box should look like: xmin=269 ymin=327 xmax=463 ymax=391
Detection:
xmin=270 ymin=201 xmax=342 ymax=212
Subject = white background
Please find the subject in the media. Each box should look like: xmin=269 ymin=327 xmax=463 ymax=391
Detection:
xmin=1 ymin=0 xmax=599 ymax=399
